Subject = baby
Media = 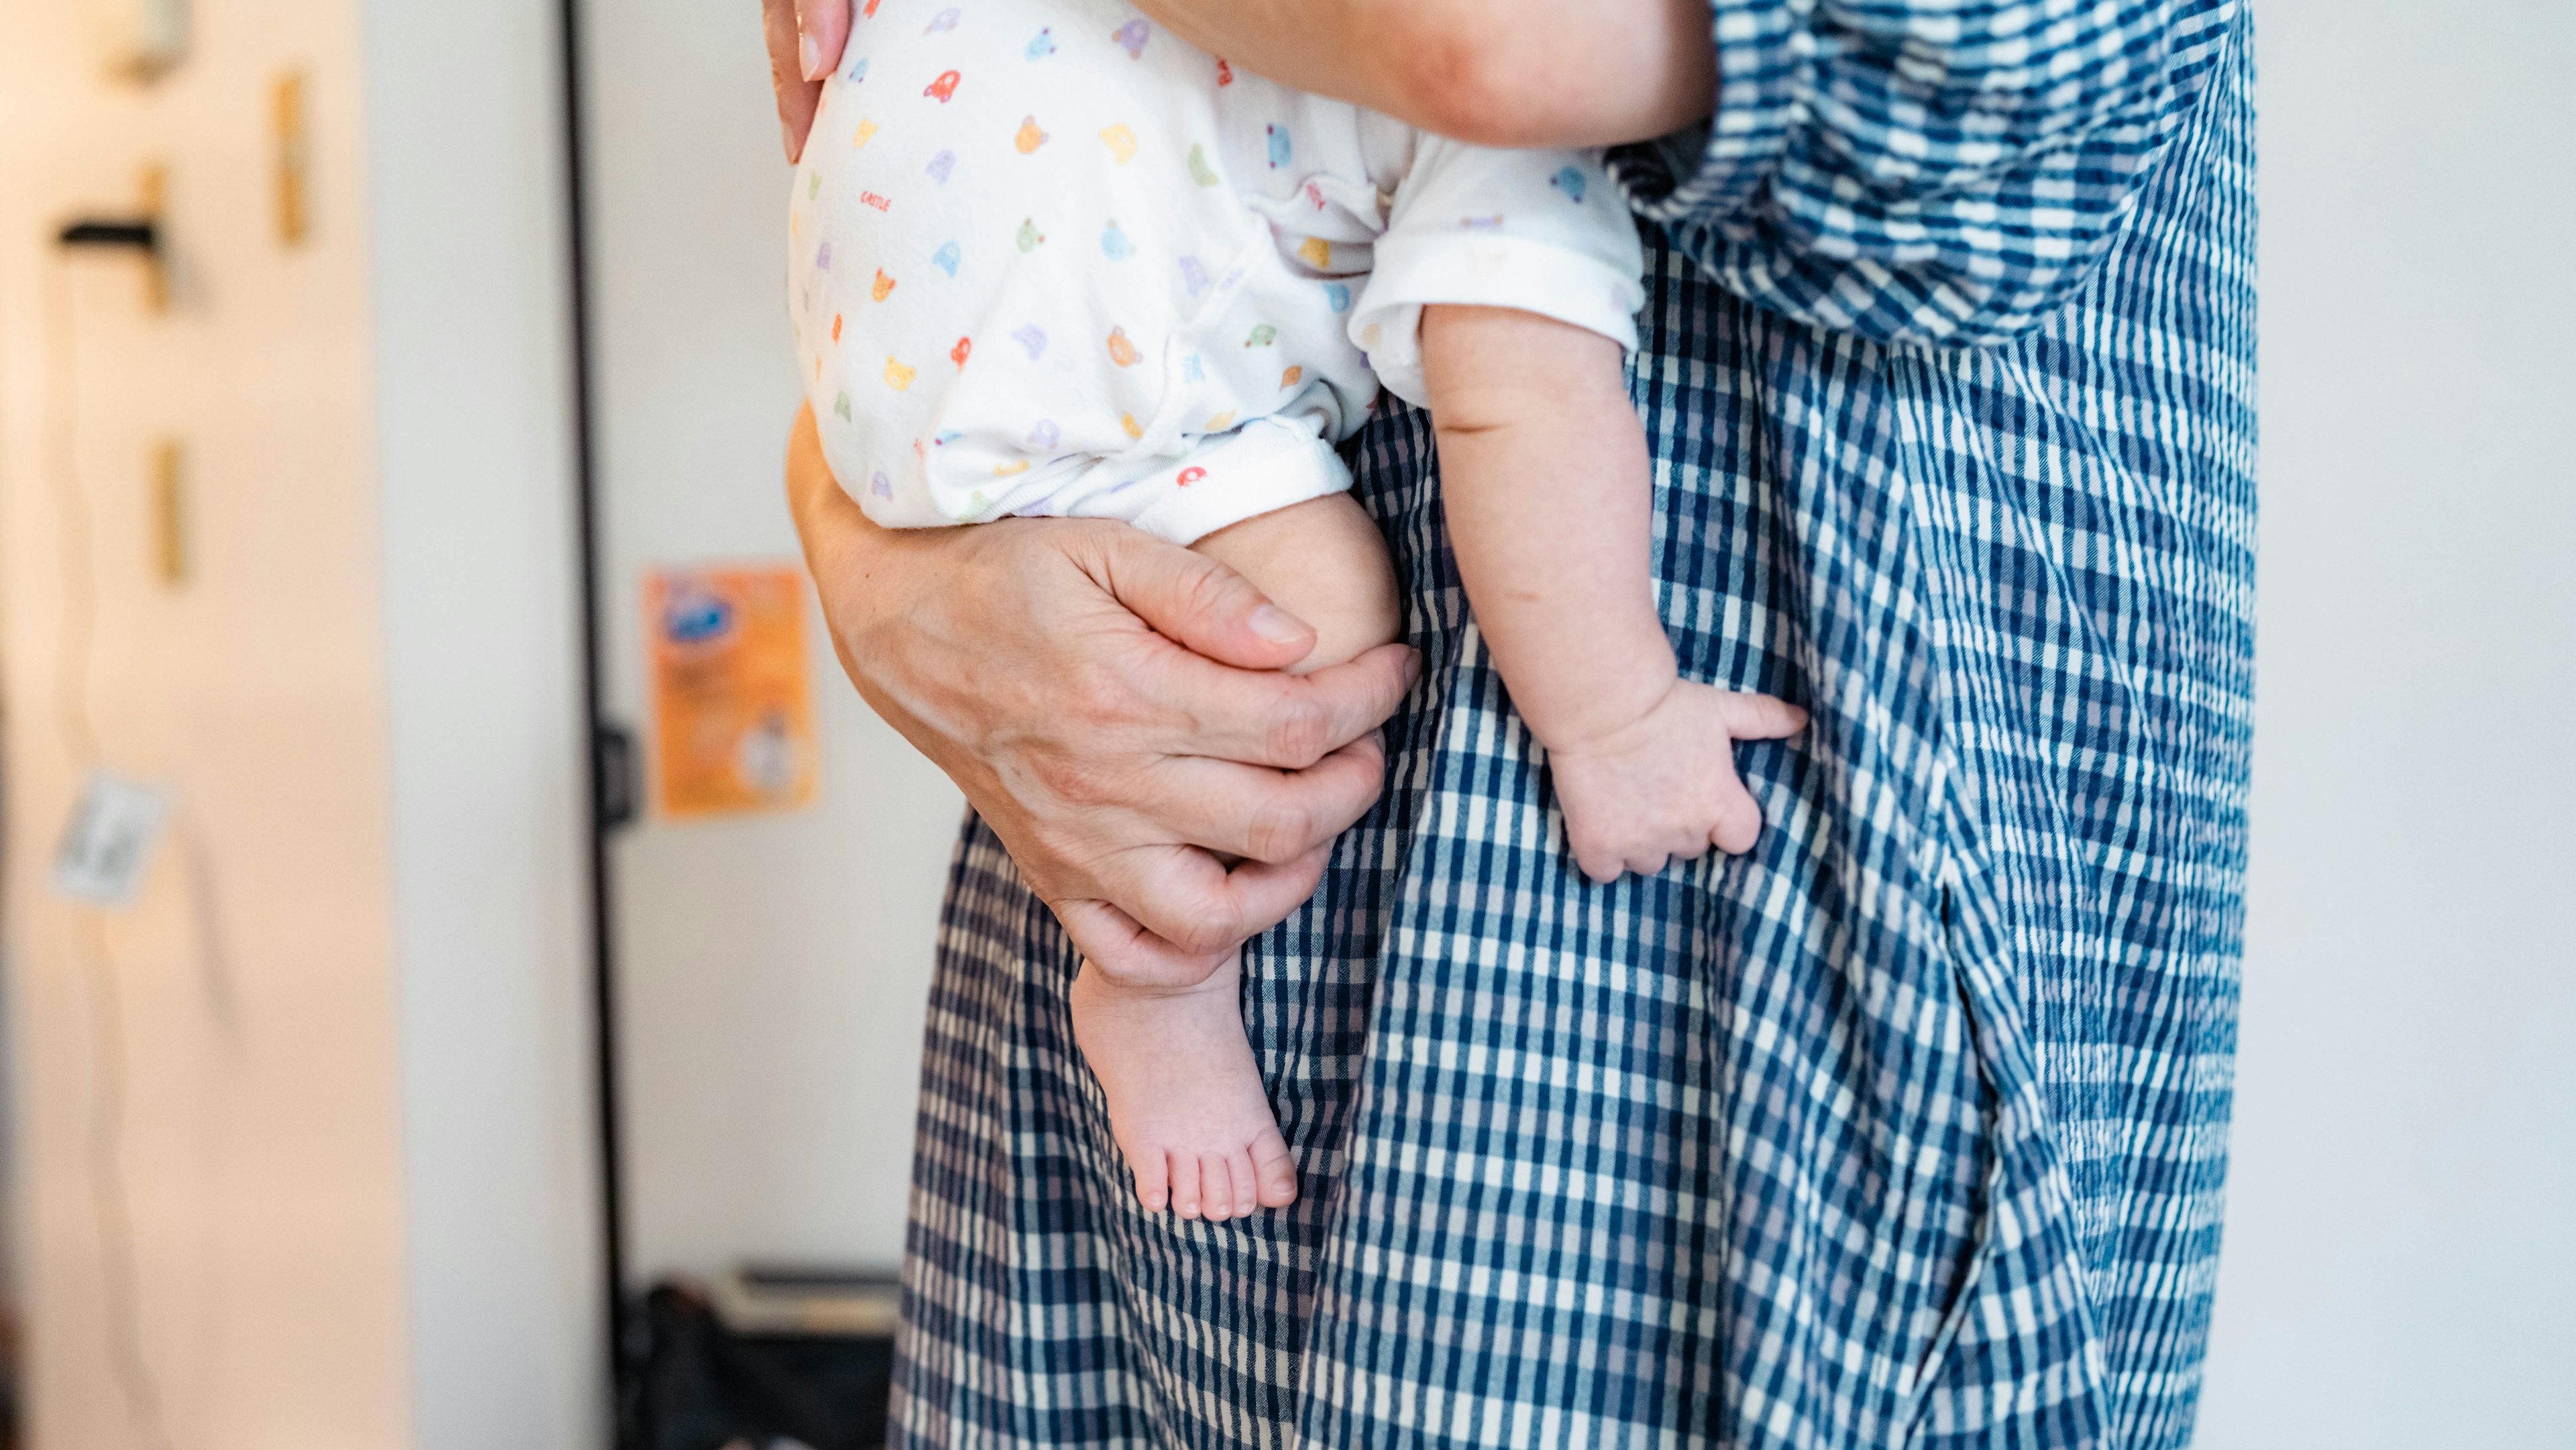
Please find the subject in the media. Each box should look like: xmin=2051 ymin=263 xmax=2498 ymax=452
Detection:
xmin=788 ymin=0 xmax=1803 ymax=1221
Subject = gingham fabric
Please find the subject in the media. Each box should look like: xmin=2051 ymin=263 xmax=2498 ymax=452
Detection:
xmin=892 ymin=3 xmax=2255 ymax=1445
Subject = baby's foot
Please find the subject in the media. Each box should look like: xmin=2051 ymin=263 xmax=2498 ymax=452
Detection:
xmin=1546 ymin=678 xmax=1807 ymax=882
xmin=1069 ymin=953 xmax=1299 ymax=1220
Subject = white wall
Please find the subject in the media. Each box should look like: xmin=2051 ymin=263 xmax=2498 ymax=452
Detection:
xmin=2198 ymin=2 xmax=2576 ymax=1445
xmin=576 ymin=0 xmax=960 ymax=1286
xmin=360 ymin=0 xmax=606 ymax=1444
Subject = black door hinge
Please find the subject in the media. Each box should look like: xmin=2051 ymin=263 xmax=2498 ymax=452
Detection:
xmin=594 ymin=722 xmax=639 ymax=833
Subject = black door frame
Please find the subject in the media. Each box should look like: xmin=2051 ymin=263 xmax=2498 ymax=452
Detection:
xmin=550 ymin=0 xmax=635 ymax=1441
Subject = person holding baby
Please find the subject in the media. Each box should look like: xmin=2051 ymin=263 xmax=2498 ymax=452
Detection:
xmin=763 ymin=0 xmax=2256 ymax=1444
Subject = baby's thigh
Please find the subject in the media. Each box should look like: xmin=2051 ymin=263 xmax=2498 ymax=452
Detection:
xmin=1191 ymin=495 xmax=1401 ymax=675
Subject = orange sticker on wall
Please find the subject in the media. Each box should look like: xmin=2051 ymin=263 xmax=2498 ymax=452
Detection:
xmin=644 ymin=565 xmax=819 ymax=819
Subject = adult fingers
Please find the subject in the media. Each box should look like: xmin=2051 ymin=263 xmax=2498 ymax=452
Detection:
xmin=1073 ymin=525 xmax=1419 ymax=767
xmin=1718 ymin=692 xmax=1809 ymax=741
xmin=1087 ymin=527 xmax=1324 ymax=674
xmin=1147 ymin=642 xmax=1420 ymax=770
xmin=1051 ymin=898 xmax=1234 ymax=989
xmin=1083 ymin=841 xmax=1334 ymax=968
xmin=1143 ymin=737 xmax=1387 ymax=866
xmin=762 ymin=0 xmax=823 ymax=161
xmin=793 ymin=0 xmax=852 ymax=82
xmin=1124 ymin=842 xmax=1334 ymax=961
xmin=1050 ymin=835 xmax=1333 ymax=984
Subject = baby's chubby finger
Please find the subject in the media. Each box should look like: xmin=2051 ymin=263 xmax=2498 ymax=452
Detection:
xmin=1566 ymin=827 xmax=1628 ymax=884
xmin=1709 ymin=774 xmax=1764 ymax=856
xmin=1717 ymin=691 xmax=1809 ymax=741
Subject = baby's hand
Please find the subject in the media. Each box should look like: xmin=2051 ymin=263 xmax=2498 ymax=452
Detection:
xmin=1546 ymin=680 xmax=1807 ymax=883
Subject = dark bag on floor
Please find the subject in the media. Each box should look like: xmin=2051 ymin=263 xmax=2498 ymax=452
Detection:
xmin=628 ymin=1283 xmax=890 ymax=1450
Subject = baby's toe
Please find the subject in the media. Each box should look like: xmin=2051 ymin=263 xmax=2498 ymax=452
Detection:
xmin=1251 ymin=1132 xmax=1299 ymax=1208
xmin=1219 ymin=1148 xmax=1264 ymax=1221
xmin=1168 ymin=1152 xmax=1203 ymax=1220
xmin=1197 ymin=1151 xmax=1237 ymax=1220
xmin=1130 ymin=1149 xmax=1170 ymax=1213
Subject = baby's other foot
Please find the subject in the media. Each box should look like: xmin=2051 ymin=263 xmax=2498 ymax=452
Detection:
xmin=1546 ymin=678 xmax=1806 ymax=882
xmin=1069 ymin=953 xmax=1299 ymax=1220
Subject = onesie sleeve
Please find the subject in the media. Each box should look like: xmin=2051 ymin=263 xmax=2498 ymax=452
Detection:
xmin=1350 ymin=140 xmax=1648 ymax=410
xmin=1610 ymin=0 xmax=2245 ymax=347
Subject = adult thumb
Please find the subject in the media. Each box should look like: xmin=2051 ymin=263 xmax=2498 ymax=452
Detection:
xmin=1088 ymin=529 xmax=1320 ymax=672
xmin=794 ymin=0 xmax=853 ymax=81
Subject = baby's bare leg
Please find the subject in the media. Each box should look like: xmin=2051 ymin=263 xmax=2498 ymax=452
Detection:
xmin=1072 ymin=493 xmax=1400 ymax=1219
xmin=1069 ymin=953 xmax=1289 ymax=1219
xmin=1193 ymin=493 xmax=1403 ymax=674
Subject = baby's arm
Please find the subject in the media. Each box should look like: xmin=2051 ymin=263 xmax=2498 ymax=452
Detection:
xmin=1421 ymin=305 xmax=1805 ymax=882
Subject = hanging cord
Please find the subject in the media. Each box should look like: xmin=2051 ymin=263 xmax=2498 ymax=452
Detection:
xmin=67 ymin=919 xmax=164 ymax=1450
xmin=40 ymin=248 xmax=175 ymax=1450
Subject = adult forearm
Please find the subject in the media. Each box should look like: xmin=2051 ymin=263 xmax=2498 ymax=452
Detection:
xmin=1125 ymin=1 xmax=1406 ymax=119
xmin=771 ymin=0 xmax=1712 ymax=156
xmin=783 ymin=415 xmax=941 ymax=727
xmin=1134 ymin=0 xmax=1715 ymax=148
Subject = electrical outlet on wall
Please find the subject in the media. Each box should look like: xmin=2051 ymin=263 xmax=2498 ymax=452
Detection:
xmin=89 ymin=0 xmax=189 ymax=82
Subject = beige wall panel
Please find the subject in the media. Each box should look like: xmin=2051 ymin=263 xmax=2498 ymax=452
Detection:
xmin=0 ymin=1 xmax=411 ymax=1445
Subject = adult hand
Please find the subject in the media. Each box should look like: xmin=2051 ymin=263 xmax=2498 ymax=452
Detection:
xmin=763 ymin=0 xmax=849 ymax=162
xmin=785 ymin=406 xmax=1419 ymax=984
xmin=763 ymin=0 xmax=1713 ymax=160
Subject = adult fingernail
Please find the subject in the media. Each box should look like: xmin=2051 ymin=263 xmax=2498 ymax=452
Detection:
xmin=782 ymin=117 xmax=799 ymax=162
xmin=1250 ymin=605 xmax=1306 ymax=643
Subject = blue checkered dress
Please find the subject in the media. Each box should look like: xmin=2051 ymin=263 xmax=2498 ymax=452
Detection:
xmin=893 ymin=1 xmax=2255 ymax=1445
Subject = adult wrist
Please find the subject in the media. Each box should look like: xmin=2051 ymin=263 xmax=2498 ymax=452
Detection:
xmin=784 ymin=417 xmax=922 ymax=684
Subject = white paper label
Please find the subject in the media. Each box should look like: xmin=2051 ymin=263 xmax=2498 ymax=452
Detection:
xmin=51 ymin=773 xmax=170 ymax=907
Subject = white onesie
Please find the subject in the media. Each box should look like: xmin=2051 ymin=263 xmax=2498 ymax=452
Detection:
xmin=788 ymin=0 xmax=1646 ymax=546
